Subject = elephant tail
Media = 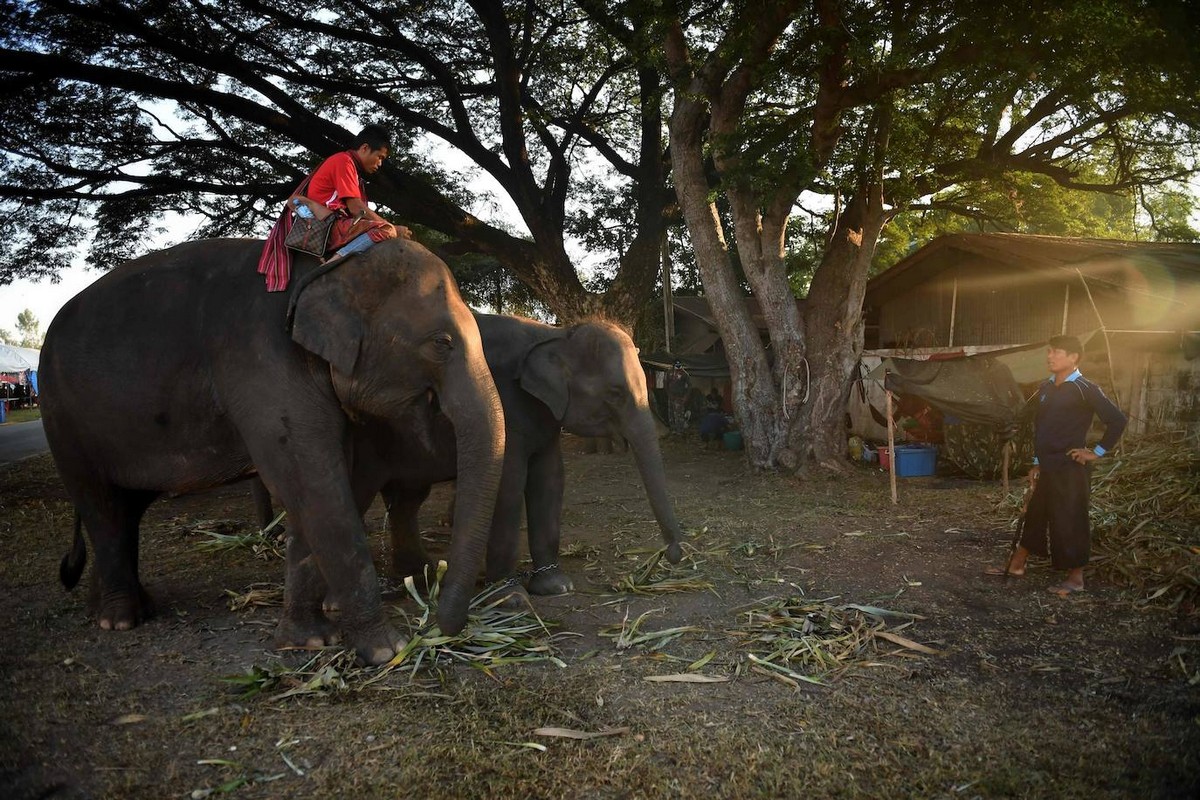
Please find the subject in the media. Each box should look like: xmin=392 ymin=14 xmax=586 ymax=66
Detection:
xmin=59 ymin=511 xmax=87 ymax=590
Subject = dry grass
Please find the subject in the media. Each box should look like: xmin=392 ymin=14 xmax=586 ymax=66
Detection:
xmin=1088 ymin=432 xmax=1200 ymax=611
xmin=1 ymin=441 xmax=1198 ymax=799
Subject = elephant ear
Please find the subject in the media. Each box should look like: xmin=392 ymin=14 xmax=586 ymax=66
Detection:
xmin=519 ymin=336 xmax=569 ymax=421
xmin=290 ymin=271 xmax=366 ymax=376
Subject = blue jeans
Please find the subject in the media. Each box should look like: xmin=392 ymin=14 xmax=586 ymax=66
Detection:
xmin=332 ymin=233 xmax=376 ymax=258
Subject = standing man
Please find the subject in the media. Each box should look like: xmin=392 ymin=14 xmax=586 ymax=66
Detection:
xmin=666 ymin=360 xmax=691 ymax=435
xmin=986 ymin=335 xmax=1127 ymax=595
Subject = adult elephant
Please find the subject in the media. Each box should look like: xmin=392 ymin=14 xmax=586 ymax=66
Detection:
xmin=41 ymin=238 xmax=505 ymax=665
xmin=376 ymin=314 xmax=684 ymax=597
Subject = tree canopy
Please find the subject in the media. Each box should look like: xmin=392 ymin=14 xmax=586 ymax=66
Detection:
xmin=0 ymin=308 xmax=43 ymax=348
xmin=0 ymin=0 xmax=673 ymax=322
xmin=662 ymin=0 xmax=1200 ymax=468
xmin=2 ymin=0 xmax=1198 ymax=469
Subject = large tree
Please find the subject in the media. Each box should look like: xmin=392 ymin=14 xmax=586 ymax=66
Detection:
xmin=0 ymin=308 xmax=43 ymax=348
xmin=0 ymin=0 xmax=670 ymax=323
xmin=662 ymin=0 xmax=1200 ymax=470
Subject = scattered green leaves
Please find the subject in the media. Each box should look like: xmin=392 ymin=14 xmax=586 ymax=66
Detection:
xmin=731 ymin=596 xmax=939 ymax=686
xmin=612 ymin=545 xmax=715 ymax=595
xmin=192 ymin=520 xmax=283 ymax=560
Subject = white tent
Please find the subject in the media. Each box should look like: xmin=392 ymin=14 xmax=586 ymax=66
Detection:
xmin=11 ymin=346 xmax=39 ymax=370
xmin=0 ymin=343 xmax=35 ymax=373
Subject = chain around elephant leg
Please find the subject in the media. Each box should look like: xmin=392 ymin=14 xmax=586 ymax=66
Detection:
xmin=526 ymin=562 xmax=573 ymax=596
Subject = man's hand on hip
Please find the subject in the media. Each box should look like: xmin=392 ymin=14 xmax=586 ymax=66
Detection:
xmin=1068 ymin=448 xmax=1099 ymax=465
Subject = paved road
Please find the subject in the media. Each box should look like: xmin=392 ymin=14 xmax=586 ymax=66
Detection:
xmin=0 ymin=420 xmax=49 ymax=466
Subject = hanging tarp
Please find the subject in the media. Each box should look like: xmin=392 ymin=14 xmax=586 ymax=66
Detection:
xmin=876 ymin=355 xmax=1026 ymax=429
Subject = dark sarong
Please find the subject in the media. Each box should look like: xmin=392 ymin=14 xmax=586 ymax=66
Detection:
xmin=1019 ymin=464 xmax=1091 ymax=569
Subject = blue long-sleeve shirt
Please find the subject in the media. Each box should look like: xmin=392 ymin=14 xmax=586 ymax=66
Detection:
xmin=1028 ymin=369 xmax=1127 ymax=470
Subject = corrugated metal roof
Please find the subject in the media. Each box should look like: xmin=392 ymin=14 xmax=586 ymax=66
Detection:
xmin=868 ymin=233 xmax=1200 ymax=297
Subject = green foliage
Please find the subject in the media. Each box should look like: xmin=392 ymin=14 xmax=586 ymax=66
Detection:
xmin=873 ymin=170 xmax=1145 ymax=274
xmin=1138 ymin=186 xmax=1200 ymax=242
xmin=0 ymin=0 xmax=675 ymax=324
xmin=448 ymin=252 xmax=548 ymax=319
xmin=14 ymin=309 xmax=41 ymax=348
xmin=666 ymin=0 xmax=1200 ymax=289
xmin=1 ymin=309 xmax=43 ymax=348
xmin=0 ymin=0 xmax=1197 ymax=337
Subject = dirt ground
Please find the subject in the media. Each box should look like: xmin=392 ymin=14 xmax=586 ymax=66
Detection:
xmin=2 ymin=436 xmax=1197 ymax=799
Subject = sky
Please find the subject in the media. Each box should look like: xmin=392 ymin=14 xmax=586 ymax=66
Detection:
xmin=0 ymin=263 xmax=100 ymax=341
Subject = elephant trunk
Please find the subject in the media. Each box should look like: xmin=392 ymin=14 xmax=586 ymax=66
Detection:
xmin=624 ymin=405 xmax=684 ymax=564
xmin=434 ymin=354 xmax=506 ymax=634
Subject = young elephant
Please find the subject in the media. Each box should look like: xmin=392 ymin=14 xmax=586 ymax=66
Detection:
xmin=42 ymin=238 xmax=505 ymax=665
xmin=379 ymin=314 xmax=684 ymax=597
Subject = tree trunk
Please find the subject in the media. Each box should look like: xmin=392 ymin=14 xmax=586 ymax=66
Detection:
xmin=796 ymin=185 xmax=887 ymax=468
xmin=664 ymin=7 xmax=818 ymax=471
xmin=669 ymin=92 xmax=887 ymax=472
xmin=667 ymin=90 xmax=781 ymax=469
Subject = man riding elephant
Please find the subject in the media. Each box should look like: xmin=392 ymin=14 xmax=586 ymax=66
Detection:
xmin=258 ymin=125 xmax=411 ymax=291
xmin=43 ymin=237 xmax=505 ymax=665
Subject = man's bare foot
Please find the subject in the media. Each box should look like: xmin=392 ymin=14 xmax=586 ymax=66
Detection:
xmin=984 ymin=565 xmax=1025 ymax=577
xmin=1047 ymin=581 xmax=1085 ymax=596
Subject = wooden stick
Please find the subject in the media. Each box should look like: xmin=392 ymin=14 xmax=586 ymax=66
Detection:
xmin=1001 ymin=439 xmax=1011 ymax=494
xmin=1074 ymin=268 xmax=1122 ymax=408
xmin=886 ymin=384 xmax=898 ymax=505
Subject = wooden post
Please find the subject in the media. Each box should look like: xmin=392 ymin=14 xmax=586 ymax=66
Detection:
xmin=661 ymin=233 xmax=674 ymax=353
xmin=948 ymin=275 xmax=958 ymax=347
xmin=1061 ymin=283 xmax=1070 ymax=334
xmin=886 ymin=384 xmax=898 ymax=505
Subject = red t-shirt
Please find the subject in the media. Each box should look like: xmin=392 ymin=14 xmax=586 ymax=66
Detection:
xmin=305 ymin=151 xmax=367 ymax=213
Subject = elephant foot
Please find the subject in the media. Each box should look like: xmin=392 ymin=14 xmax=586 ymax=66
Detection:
xmin=343 ymin=622 xmax=408 ymax=666
xmin=527 ymin=566 xmax=574 ymax=596
xmin=96 ymin=584 xmax=155 ymax=631
xmin=323 ymin=583 xmax=406 ymax=613
xmin=273 ymin=611 xmax=340 ymax=651
xmin=492 ymin=581 xmax=534 ymax=611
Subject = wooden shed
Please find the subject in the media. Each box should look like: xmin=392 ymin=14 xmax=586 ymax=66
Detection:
xmin=863 ymin=234 xmax=1200 ymax=439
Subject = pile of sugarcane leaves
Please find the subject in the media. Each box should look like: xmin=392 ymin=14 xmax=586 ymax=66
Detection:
xmin=729 ymin=596 xmax=941 ymax=688
xmin=1088 ymin=433 xmax=1200 ymax=611
xmin=595 ymin=544 xmax=941 ymax=686
xmin=223 ymin=564 xmax=571 ymax=702
xmin=997 ymin=432 xmax=1200 ymax=611
xmin=611 ymin=541 xmax=716 ymax=595
xmin=190 ymin=511 xmax=287 ymax=560
xmin=594 ymin=595 xmax=939 ymax=689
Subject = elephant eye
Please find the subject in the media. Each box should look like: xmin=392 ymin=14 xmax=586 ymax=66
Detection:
xmin=422 ymin=332 xmax=455 ymax=362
